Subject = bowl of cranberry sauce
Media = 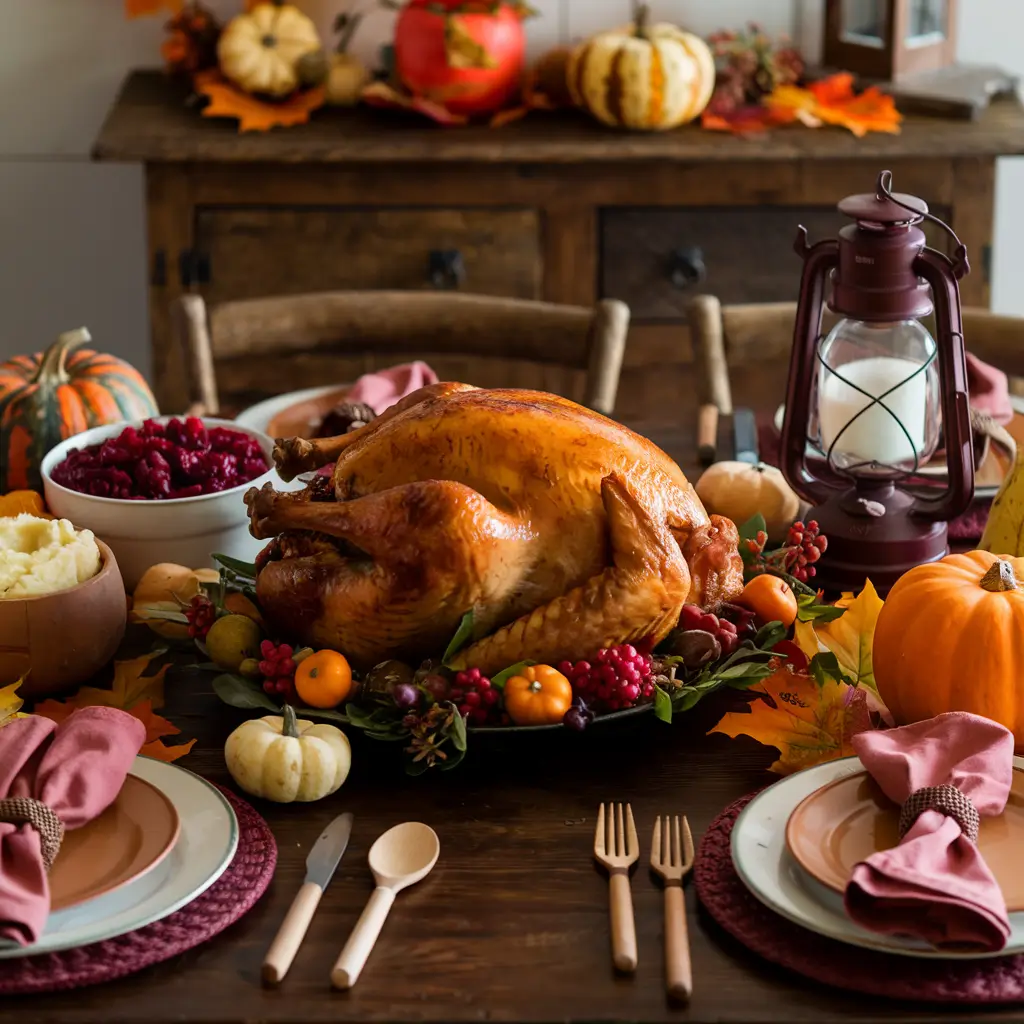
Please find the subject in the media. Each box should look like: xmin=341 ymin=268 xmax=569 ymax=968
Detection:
xmin=41 ymin=417 xmax=277 ymax=588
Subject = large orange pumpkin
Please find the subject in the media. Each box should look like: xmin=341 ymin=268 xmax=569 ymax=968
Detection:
xmin=874 ymin=550 xmax=1024 ymax=749
xmin=0 ymin=328 xmax=158 ymax=493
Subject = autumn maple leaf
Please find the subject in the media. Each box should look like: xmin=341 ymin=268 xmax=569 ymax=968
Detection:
xmin=0 ymin=680 xmax=25 ymax=729
xmin=794 ymin=579 xmax=885 ymax=698
xmin=125 ymin=0 xmax=181 ymax=17
xmin=709 ymin=663 xmax=871 ymax=775
xmin=32 ymin=651 xmax=194 ymax=763
xmin=194 ymin=70 xmax=325 ymax=133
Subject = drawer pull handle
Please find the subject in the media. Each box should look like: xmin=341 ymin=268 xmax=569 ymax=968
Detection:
xmin=428 ymin=249 xmax=466 ymax=289
xmin=669 ymin=247 xmax=706 ymax=290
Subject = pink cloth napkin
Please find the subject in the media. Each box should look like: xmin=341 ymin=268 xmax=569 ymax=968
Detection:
xmin=314 ymin=361 xmax=438 ymax=477
xmin=344 ymin=361 xmax=438 ymax=415
xmin=844 ymin=712 xmax=1014 ymax=951
xmin=0 ymin=707 xmax=145 ymax=946
xmin=967 ymin=352 xmax=1013 ymax=425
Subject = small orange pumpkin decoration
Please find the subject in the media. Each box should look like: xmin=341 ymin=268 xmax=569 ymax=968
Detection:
xmin=295 ymin=649 xmax=353 ymax=709
xmin=503 ymin=664 xmax=573 ymax=726
xmin=874 ymin=551 xmax=1024 ymax=749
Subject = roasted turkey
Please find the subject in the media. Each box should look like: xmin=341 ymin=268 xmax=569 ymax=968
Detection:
xmin=246 ymin=383 xmax=743 ymax=673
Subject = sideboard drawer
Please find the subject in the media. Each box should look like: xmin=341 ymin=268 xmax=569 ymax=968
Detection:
xmin=600 ymin=205 xmax=953 ymax=321
xmin=195 ymin=207 xmax=541 ymax=304
xmin=600 ymin=207 xmax=846 ymax=320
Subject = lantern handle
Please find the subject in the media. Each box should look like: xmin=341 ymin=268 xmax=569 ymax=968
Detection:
xmin=876 ymin=170 xmax=970 ymax=280
xmin=909 ymin=246 xmax=975 ymax=522
xmin=780 ymin=230 xmax=846 ymax=505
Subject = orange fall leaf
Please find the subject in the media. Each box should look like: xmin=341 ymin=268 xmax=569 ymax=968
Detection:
xmin=708 ymin=662 xmax=871 ymax=775
xmin=33 ymin=651 xmax=193 ymax=763
xmin=125 ymin=0 xmax=181 ymax=17
xmin=194 ymin=70 xmax=325 ymax=133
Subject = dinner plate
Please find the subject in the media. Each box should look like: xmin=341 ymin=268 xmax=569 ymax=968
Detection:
xmin=0 ymin=756 xmax=238 ymax=959
xmin=49 ymin=773 xmax=180 ymax=912
xmin=786 ymin=767 xmax=1024 ymax=912
xmin=235 ymin=385 xmax=348 ymax=437
xmin=731 ymin=755 xmax=1024 ymax=959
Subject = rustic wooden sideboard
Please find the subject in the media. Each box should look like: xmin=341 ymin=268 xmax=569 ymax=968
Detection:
xmin=94 ymin=71 xmax=1024 ymax=418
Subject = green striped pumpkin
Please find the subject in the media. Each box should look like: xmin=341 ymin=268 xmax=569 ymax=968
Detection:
xmin=0 ymin=328 xmax=158 ymax=493
xmin=568 ymin=5 xmax=715 ymax=131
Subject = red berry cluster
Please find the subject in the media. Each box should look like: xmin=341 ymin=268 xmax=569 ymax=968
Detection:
xmin=185 ymin=593 xmax=217 ymax=639
xmin=451 ymin=668 xmax=503 ymax=726
xmin=678 ymin=604 xmax=740 ymax=654
xmin=260 ymin=640 xmax=298 ymax=702
xmin=784 ymin=520 xmax=828 ymax=582
xmin=561 ymin=645 xmax=654 ymax=711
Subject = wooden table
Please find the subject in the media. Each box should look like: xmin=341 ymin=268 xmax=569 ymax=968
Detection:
xmin=11 ymin=422 xmax=1017 ymax=1024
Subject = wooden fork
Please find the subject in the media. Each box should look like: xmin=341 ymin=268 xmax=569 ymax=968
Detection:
xmin=593 ymin=802 xmax=639 ymax=973
xmin=650 ymin=815 xmax=695 ymax=1003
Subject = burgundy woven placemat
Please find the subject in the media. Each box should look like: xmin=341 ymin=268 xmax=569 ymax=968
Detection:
xmin=695 ymin=792 xmax=1024 ymax=1003
xmin=0 ymin=785 xmax=276 ymax=995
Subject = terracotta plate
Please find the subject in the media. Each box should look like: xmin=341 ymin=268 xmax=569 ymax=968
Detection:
xmin=786 ymin=768 xmax=1024 ymax=912
xmin=49 ymin=774 xmax=180 ymax=911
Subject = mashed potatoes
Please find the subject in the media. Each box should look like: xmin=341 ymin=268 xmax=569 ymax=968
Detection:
xmin=0 ymin=514 xmax=101 ymax=598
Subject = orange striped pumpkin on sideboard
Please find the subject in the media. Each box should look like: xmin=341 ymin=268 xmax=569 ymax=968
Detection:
xmin=568 ymin=5 xmax=715 ymax=132
xmin=0 ymin=328 xmax=158 ymax=493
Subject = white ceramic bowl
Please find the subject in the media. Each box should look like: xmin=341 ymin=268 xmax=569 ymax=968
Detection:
xmin=41 ymin=417 xmax=279 ymax=589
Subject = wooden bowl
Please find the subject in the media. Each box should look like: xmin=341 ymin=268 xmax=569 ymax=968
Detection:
xmin=0 ymin=540 xmax=128 ymax=700
xmin=267 ymin=386 xmax=351 ymax=440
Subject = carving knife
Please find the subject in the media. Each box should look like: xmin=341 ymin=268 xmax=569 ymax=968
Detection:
xmin=263 ymin=812 xmax=353 ymax=986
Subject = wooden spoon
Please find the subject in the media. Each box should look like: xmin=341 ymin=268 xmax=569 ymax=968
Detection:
xmin=330 ymin=822 xmax=440 ymax=990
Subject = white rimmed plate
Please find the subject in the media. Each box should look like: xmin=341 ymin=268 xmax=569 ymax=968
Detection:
xmin=731 ymin=754 xmax=1024 ymax=959
xmin=0 ymin=756 xmax=238 ymax=959
xmin=235 ymin=385 xmax=344 ymax=436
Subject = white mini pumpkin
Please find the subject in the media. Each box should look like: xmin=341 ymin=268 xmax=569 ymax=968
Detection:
xmin=695 ymin=461 xmax=801 ymax=543
xmin=225 ymin=705 xmax=351 ymax=803
xmin=218 ymin=2 xmax=322 ymax=98
xmin=568 ymin=4 xmax=714 ymax=131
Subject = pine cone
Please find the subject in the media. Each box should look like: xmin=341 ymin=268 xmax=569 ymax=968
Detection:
xmin=315 ymin=401 xmax=377 ymax=438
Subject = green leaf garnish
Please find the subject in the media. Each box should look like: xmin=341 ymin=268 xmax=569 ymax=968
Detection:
xmin=809 ymin=651 xmax=853 ymax=688
xmin=797 ymin=592 xmax=847 ymax=623
xmin=653 ymin=684 xmax=673 ymax=723
xmin=490 ymin=660 xmax=535 ymax=689
xmin=212 ymin=673 xmax=278 ymax=712
xmin=212 ymin=553 xmax=259 ymax=579
xmin=442 ymin=610 xmax=475 ymax=665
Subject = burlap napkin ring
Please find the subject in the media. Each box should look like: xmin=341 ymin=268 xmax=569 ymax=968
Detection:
xmin=0 ymin=797 xmax=64 ymax=868
xmin=899 ymin=784 xmax=980 ymax=844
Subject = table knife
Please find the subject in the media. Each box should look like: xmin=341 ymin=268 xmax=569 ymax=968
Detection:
xmin=733 ymin=408 xmax=759 ymax=464
xmin=263 ymin=812 xmax=353 ymax=986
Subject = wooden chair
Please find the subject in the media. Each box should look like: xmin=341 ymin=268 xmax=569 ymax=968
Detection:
xmin=172 ymin=291 xmax=631 ymax=418
xmin=688 ymin=294 xmax=1024 ymax=414
xmin=686 ymin=294 xmax=1023 ymax=465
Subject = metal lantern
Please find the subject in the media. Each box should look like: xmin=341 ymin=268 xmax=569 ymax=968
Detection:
xmin=823 ymin=0 xmax=957 ymax=81
xmin=779 ymin=169 xmax=973 ymax=593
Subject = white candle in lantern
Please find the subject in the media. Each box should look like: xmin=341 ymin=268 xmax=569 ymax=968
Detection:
xmin=818 ymin=355 xmax=927 ymax=466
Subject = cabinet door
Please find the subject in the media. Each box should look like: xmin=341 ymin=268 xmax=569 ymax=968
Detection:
xmin=600 ymin=205 xmax=952 ymax=320
xmin=195 ymin=207 xmax=541 ymax=304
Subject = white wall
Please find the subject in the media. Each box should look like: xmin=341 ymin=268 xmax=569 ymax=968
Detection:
xmin=0 ymin=0 xmax=1019 ymax=376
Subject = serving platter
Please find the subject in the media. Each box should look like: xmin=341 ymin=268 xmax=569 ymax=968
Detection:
xmin=0 ymin=756 xmax=238 ymax=959
xmin=731 ymin=755 xmax=1024 ymax=959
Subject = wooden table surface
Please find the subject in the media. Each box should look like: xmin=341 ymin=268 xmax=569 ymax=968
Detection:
xmin=12 ymin=421 xmax=1020 ymax=1024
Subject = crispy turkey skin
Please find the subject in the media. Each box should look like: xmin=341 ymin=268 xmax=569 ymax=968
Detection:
xmin=246 ymin=384 xmax=743 ymax=672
